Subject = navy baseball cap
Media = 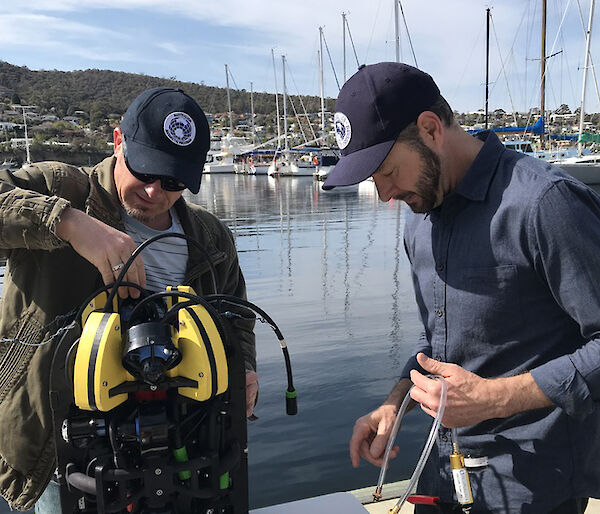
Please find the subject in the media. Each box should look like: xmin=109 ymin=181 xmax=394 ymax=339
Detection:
xmin=121 ymin=87 xmax=210 ymax=194
xmin=322 ymin=62 xmax=440 ymax=190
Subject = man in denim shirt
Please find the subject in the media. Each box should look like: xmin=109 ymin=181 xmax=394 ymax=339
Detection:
xmin=324 ymin=62 xmax=600 ymax=513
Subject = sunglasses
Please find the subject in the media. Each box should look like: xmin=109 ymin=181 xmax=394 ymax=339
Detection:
xmin=122 ymin=138 xmax=187 ymax=192
xmin=128 ymin=168 xmax=187 ymax=192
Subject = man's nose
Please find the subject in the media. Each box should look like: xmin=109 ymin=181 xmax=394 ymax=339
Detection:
xmin=377 ymin=189 xmax=392 ymax=202
xmin=373 ymin=179 xmax=392 ymax=202
xmin=144 ymin=180 xmax=163 ymax=196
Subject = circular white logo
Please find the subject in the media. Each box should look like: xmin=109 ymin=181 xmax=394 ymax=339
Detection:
xmin=334 ymin=112 xmax=352 ymax=149
xmin=163 ymin=112 xmax=196 ymax=146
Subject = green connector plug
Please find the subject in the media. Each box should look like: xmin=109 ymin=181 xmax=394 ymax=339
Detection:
xmin=286 ymin=388 xmax=298 ymax=415
xmin=220 ymin=472 xmax=230 ymax=490
xmin=173 ymin=446 xmax=191 ymax=480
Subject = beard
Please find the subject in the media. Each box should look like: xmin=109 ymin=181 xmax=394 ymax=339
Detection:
xmin=409 ymin=137 xmax=442 ymax=213
xmin=123 ymin=204 xmax=159 ymax=224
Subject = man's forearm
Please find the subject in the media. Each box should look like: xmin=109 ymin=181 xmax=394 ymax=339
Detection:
xmin=383 ymin=377 xmax=413 ymax=409
xmin=490 ymin=372 xmax=554 ymax=419
xmin=54 ymin=206 xmax=79 ymax=242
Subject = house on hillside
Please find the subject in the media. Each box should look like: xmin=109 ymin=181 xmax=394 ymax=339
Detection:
xmin=63 ymin=116 xmax=81 ymax=125
xmin=0 ymin=122 xmax=19 ymax=131
xmin=10 ymin=138 xmax=29 ymax=149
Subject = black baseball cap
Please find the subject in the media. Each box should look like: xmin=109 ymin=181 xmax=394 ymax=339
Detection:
xmin=120 ymin=87 xmax=210 ymax=194
xmin=322 ymin=62 xmax=440 ymax=190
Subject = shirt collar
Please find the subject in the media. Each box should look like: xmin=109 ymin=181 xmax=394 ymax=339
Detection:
xmin=453 ymin=130 xmax=505 ymax=202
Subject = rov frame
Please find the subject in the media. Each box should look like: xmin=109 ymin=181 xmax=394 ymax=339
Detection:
xmin=49 ymin=233 xmax=296 ymax=514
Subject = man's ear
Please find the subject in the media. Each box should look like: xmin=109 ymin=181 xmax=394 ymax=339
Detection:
xmin=416 ymin=111 xmax=444 ymax=150
xmin=113 ymin=127 xmax=123 ymax=156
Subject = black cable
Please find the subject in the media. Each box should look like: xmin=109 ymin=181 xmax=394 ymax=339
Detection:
xmin=162 ymin=299 xmax=206 ymax=325
xmin=282 ymin=347 xmax=294 ymax=392
xmin=204 ymin=295 xmax=283 ymax=339
xmin=204 ymin=295 xmax=295 ymax=392
xmin=76 ymin=281 xmax=147 ymax=324
xmin=64 ymin=338 xmax=80 ymax=389
xmin=127 ymin=291 xmax=223 ymax=335
xmin=104 ymin=233 xmax=219 ymax=312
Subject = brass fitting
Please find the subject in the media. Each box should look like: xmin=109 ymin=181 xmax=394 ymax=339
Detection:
xmin=372 ymin=486 xmax=383 ymax=502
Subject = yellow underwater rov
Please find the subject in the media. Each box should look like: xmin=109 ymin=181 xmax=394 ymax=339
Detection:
xmin=49 ymin=233 xmax=297 ymax=514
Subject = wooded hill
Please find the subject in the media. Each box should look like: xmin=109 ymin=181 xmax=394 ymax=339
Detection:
xmin=0 ymin=61 xmax=335 ymax=122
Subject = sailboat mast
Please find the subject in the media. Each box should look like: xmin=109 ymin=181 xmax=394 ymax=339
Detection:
xmin=540 ymin=0 xmax=547 ymax=149
xmin=578 ymin=0 xmax=596 ymax=157
xmin=225 ymin=64 xmax=233 ymax=134
xmin=250 ymin=81 xmax=256 ymax=145
xmin=342 ymin=12 xmax=347 ymax=82
xmin=22 ymin=107 xmax=30 ymax=165
xmin=394 ymin=0 xmax=400 ymax=63
xmin=319 ymin=27 xmax=326 ymax=144
xmin=485 ymin=8 xmax=490 ymax=130
xmin=282 ymin=55 xmax=288 ymax=152
xmin=271 ymin=49 xmax=282 ymax=149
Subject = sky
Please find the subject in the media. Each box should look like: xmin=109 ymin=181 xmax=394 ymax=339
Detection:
xmin=2 ymin=0 xmax=600 ymax=114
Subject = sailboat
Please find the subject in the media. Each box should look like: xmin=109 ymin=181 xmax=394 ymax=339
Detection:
xmin=204 ymin=65 xmax=254 ymax=174
xmin=498 ymin=1 xmax=600 ymax=183
xmin=268 ymin=55 xmax=301 ymax=177
xmin=548 ymin=0 xmax=600 ymax=183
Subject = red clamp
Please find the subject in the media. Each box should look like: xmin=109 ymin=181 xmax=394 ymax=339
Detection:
xmin=407 ymin=495 xmax=441 ymax=505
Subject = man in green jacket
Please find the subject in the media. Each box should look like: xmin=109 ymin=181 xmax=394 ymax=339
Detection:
xmin=0 ymin=87 xmax=257 ymax=511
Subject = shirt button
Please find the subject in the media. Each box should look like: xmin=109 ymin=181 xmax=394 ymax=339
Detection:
xmin=434 ymin=355 xmax=442 ymax=361
xmin=441 ymin=434 xmax=448 ymax=442
xmin=436 ymin=263 xmax=445 ymax=272
xmin=436 ymin=309 xmax=444 ymax=317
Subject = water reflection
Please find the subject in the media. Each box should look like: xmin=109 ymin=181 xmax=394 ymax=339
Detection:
xmin=188 ymin=175 xmax=426 ymax=508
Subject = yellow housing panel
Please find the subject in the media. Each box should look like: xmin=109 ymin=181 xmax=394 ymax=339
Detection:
xmin=168 ymin=304 xmax=228 ymax=402
xmin=75 ymin=285 xmax=228 ymax=408
xmin=80 ymin=291 xmax=119 ymax=326
xmin=74 ymin=312 xmax=128 ymax=412
xmin=192 ymin=304 xmax=228 ymax=395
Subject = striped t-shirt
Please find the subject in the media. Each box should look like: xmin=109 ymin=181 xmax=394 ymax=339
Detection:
xmin=122 ymin=209 xmax=188 ymax=292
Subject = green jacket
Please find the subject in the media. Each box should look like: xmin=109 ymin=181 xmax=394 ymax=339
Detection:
xmin=0 ymin=157 xmax=255 ymax=510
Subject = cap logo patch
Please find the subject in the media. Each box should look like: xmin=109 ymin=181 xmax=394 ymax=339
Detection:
xmin=334 ymin=112 xmax=352 ymax=149
xmin=163 ymin=112 xmax=196 ymax=146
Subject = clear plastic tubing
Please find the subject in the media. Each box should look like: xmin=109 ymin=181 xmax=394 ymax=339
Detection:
xmin=375 ymin=376 xmax=448 ymax=510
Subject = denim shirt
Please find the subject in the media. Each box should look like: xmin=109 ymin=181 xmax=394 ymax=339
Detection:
xmin=402 ymin=131 xmax=600 ymax=513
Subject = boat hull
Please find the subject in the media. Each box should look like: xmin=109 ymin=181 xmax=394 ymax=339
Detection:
xmin=203 ymin=163 xmax=236 ymax=174
xmin=557 ymin=163 xmax=600 ymax=185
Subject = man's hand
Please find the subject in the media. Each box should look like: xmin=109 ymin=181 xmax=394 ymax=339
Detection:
xmin=246 ymin=370 xmax=259 ymax=418
xmin=55 ymin=207 xmax=146 ymax=298
xmin=410 ymin=353 xmax=553 ymax=427
xmin=349 ymin=404 xmax=400 ymax=468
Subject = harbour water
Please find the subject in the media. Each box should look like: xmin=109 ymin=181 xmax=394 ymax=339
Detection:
xmin=0 ymin=175 xmax=430 ymax=511
xmin=190 ymin=175 xmax=426 ymax=508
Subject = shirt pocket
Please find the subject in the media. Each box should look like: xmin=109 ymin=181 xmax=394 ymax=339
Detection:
xmin=455 ymin=264 xmax=523 ymax=343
